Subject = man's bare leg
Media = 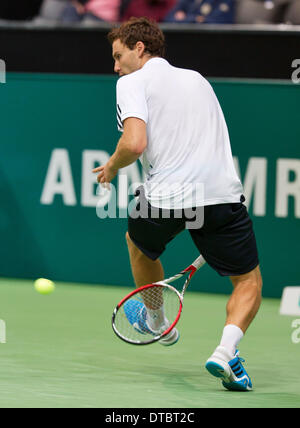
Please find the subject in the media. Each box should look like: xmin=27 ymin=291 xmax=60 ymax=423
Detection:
xmin=227 ymin=265 xmax=263 ymax=332
xmin=218 ymin=265 xmax=263 ymax=356
xmin=126 ymin=231 xmax=164 ymax=313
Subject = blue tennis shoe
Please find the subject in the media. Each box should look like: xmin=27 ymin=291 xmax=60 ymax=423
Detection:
xmin=123 ymin=299 xmax=154 ymax=335
xmin=205 ymin=346 xmax=253 ymax=391
xmin=123 ymin=299 xmax=180 ymax=346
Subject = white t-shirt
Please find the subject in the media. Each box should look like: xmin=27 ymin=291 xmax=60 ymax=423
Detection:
xmin=116 ymin=57 xmax=243 ymax=209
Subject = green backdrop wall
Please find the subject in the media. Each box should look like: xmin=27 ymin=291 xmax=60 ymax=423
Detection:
xmin=0 ymin=73 xmax=299 ymax=297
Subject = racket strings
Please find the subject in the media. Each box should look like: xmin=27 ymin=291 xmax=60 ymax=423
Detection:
xmin=141 ymin=287 xmax=164 ymax=310
xmin=114 ymin=285 xmax=181 ymax=344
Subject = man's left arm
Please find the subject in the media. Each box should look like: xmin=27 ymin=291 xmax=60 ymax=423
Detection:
xmin=93 ymin=117 xmax=147 ymax=186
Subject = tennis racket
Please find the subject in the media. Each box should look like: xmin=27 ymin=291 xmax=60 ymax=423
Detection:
xmin=112 ymin=255 xmax=206 ymax=345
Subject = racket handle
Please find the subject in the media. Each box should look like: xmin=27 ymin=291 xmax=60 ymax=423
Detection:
xmin=192 ymin=255 xmax=206 ymax=271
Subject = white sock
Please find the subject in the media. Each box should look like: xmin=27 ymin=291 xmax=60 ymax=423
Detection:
xmin=220 ymin=324 xmax=244 ymax=357
xmin=146 ymin=307 xmax=167 ymax=331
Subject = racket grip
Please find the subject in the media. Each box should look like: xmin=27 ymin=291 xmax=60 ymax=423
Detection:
xmin=193 ymin=255 xmax=206 ymax=270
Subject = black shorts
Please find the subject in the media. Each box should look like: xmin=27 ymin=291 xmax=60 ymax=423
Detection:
xmin=128 ymin=192 xmax=259 ymax=277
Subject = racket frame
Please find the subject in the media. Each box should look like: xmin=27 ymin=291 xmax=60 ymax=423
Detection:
xmin=112 ymin=282 xmax=183 ymax=345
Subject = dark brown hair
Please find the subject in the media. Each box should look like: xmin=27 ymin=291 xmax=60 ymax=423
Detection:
xmin=107 ymin=17 xmax=165 ymax=57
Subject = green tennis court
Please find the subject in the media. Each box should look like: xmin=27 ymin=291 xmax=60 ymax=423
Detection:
xmin=0 ymin=278 xmax=299 ymax=408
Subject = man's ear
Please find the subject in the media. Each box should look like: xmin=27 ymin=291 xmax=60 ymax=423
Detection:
xmin=136 ymin=41 xmax=146 ymax=58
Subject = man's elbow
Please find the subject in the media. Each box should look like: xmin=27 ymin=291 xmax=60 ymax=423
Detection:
xmin=129 ymin=139 xmax=147 ymax=156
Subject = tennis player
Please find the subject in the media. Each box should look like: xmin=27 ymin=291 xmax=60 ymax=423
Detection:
xmin=93 ymin=17 xmax=262 ymax=392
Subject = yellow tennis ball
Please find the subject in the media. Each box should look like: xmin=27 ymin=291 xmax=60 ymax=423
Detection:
xmin=34 ymin=278 xmax=55 ymax=295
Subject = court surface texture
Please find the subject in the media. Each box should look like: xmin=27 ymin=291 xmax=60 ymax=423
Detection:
xmin=0 ymin=278 xmax=299 ymax=408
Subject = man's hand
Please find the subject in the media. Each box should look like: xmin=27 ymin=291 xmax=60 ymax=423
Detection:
xmin=92 ymin=162 xmax=118 ymax=189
